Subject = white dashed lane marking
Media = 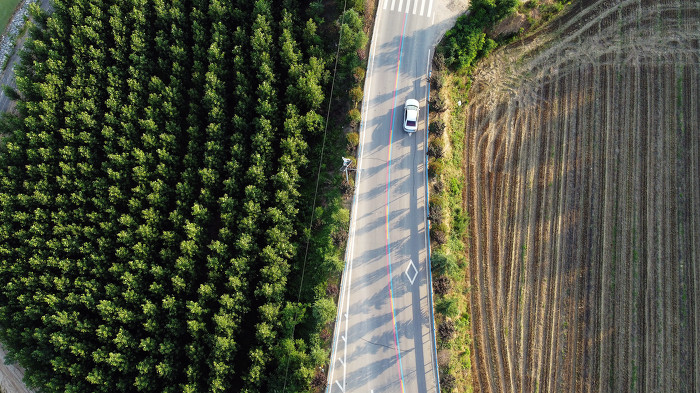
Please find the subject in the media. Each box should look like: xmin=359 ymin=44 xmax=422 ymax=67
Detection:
xmin=383 ymin=0 xmax=433 ymax=18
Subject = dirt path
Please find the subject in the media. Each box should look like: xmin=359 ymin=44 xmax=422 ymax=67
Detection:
xmin=0 ymin=345 xmax=33 ymax=393
xmin=463 ymin=0 xmax=700 ymax=391
xmin=0 ymin=0 xmax=51 ymax=115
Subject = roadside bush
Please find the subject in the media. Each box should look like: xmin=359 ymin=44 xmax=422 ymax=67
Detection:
xmin=432 ymin=177 xmax=445 ymax=194
xmin=433 ymin=51 xmax=447 ymax=71
xmin=429 ymin=118 xmax=446 ymax=137
xmin=325 ymin=253 xmax=345 ymax=273
xmin=428 ymin=136 xmax=445 ymax=158
xmin=341 ymin=0 xmax=365 ymax=13
xmin=438 ymin=319 xmax=456 ymax=341
xmin=352 ymin=66 xmax=365 ymax=82
xmin=346 ymin=131 xmax=359 ymax=149
xmin=436 ymin=297 xmax=459 ymax=318
xmin=340 ymin=179 xmax=354 ymax=196
xmin=349 ymin=85 xmax=363 ymax=104
xmin=311 ymin=370 xmax=326 ymax=391
xmin=437 ymin=349 xmax=451 ymax=369
xmin=331 ymin=227 xmax=348 ymax=246
xmin=430 ymin=94 xmax=447 ymax=112
xmin=311 ymin=370 xmax=326 ymax=390
xmin=429 ymin=71 xmax=444 ymax=89
xmin=431 ymin=250 xmax=459 ymax=276
xmin=440 ymin=373 xmax=457 ymax=391
xmin=326 ymin=283 xmax=339 ymax=296
xmin=428 ymin=158 xmax=444 ymax=178
xmin=429 ymin=197 xmax=445 ymax=224
xmin=433 ymin=276 xmax=451 ymax=296
xmin=430 ymin=222 xmax=449 ymax=245
xmin=441 ymin=0 xmax=518 ymax=69
xmin=348 ymin=108 xmax=361 ymax=128
xmin=333 ymin=206 xmax=350 ymax=227
xmin=313 ymin=297 xmax=337 ymax=326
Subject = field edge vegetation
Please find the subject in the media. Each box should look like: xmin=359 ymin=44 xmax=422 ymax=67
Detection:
xmin=428 ymin=0 xmax=570 ymax=390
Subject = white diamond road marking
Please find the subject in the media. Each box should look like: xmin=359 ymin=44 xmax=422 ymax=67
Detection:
xmin=405 ymin=259 xmax=418 ymax=285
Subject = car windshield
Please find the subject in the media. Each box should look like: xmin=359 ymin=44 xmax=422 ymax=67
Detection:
xmin=406 ymin=120 xmax=416 ymax=127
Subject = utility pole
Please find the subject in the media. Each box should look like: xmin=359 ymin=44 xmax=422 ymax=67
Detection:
xmin=340 ymin=157 xmax=356 ymax=182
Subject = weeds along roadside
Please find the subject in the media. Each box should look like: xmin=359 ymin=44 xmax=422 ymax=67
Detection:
xmin=308 ymin=0 xmax=371 ymax=391
xmin=426 ymin=55 xmax=473 ymax=392
xmin=427 ymin=0 xmax=571 ymax=390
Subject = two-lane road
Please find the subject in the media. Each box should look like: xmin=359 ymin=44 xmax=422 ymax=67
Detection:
xmin=328 ymin=1 xmax=467 ymax=392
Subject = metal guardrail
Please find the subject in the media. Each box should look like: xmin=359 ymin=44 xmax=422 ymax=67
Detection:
xmin=425 ymin=66 xmax=441 ymax=393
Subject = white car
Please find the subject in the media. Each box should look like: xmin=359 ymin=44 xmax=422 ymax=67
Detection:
xmin=403 ymin=99 xmax=419 ymax=133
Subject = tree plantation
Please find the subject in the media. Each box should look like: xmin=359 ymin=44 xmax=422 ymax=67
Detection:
xmin=0 ymin=0 xmax=344 ymax=391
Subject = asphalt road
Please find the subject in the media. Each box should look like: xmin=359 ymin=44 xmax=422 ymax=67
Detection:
xmin=327 ymin=1 xmax=467 ymax=392
xmin=0 ymin=31 xmax=20 ymax=115
xmin=0 ymin=0 xmax=52 ymax=115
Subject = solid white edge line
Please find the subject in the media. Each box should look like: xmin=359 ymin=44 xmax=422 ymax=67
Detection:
xmin=425 ymin=49 xmax=433 ymax=386
xmin=426 ymin=49 xmax=430 ymax=76
xmin=327 ymin=5 xmax=381 ymax=391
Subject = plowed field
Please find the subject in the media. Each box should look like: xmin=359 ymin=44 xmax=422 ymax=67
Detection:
xmin=463 ymin=0 xmax=700 ymax=391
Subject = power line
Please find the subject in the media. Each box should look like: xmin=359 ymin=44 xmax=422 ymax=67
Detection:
xmin=282 ymin=1 xmax=349 ymax=391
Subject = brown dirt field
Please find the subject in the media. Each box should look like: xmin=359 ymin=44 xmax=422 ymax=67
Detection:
xmin=463 ymin=0 xmax=700 ymax=391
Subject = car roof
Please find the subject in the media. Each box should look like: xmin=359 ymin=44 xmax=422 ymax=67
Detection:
xmin=406 ymin=109 xmax=417 ymax=121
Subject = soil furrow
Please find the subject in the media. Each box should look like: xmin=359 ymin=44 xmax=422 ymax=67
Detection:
xmin=540 ymin=71 xmax=563 ymax=393
xmin=680 ymin=52 xmax=700 ymax=393
xmin=531 ymin=76 xmax=555 ymax=393
xmin=597 ymin=60 xmax=615 ymax=393
xmin=628 ymin=60 xmax=643 ymax=393
xmin=643 ymin=60 xmax=657 ymax=393
xmin=462 ymin=1 xmax=700 ymax=391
